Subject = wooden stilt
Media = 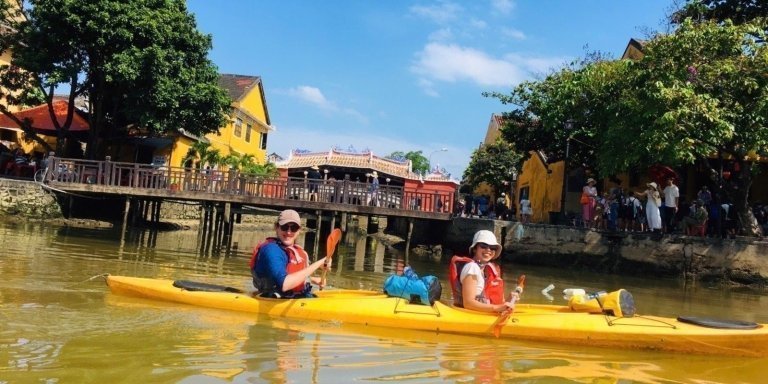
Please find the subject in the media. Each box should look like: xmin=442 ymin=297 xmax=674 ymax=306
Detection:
xmin=312 ymin=210 xmax=322 ymax=261
xmin=405 ymin=218 xmax=414 ymax=263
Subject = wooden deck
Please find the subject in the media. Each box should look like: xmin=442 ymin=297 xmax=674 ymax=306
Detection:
xmin=42 ymin=157 xmax=455 ymax=220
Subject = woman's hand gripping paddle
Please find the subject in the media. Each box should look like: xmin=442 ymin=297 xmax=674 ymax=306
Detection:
xmin=319 ymin=228 xmax=342 ymax=291
xmin=492 ymin=274 xmax=526 ymax=337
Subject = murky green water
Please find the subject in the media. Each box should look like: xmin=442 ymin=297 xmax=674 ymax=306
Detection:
xmin=1 ymin=219 xmax=767 ymax=383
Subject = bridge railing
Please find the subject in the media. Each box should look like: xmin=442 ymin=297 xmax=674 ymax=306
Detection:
xmin=42 ymin=157 xmax=455 ymax=214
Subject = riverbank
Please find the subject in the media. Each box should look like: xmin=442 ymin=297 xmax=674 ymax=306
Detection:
xmin=3 ymin=177 xmax=766 ymax=288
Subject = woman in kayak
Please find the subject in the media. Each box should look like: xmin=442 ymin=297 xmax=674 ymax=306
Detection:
xmin=250 ymin=209 xmax=331 ymax=298
xmin=450 ymin=230 xmax=519 ymax=313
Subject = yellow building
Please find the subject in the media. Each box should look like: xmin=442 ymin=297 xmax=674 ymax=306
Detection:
xmin=515 ymin=151 xmax=566 ymax=223
xmin=478 ymin=113 xmax=569 ymax=223
xmin=158 ymin=74 xmax=273 ymax=168
xmin=0 ymin=1 xmax=28 ymax=150
xmin=472 ymin=114 xmax=505 ymax=201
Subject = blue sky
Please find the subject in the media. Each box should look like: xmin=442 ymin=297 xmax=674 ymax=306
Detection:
xmin=186 ymin=0 xmax=675 ymax=179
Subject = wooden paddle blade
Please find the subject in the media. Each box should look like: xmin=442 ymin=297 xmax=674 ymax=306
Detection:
xmin=326 ymin=228 xmax=342 ymax=258
xmin=320 ymin=228 xmax=342 ymax=291
xmin=516 ymin=274 xmax=526 ymax=293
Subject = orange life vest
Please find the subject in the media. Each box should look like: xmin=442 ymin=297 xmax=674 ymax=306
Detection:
xmin=250 ymin=237 xmax=309 ymax=295
xmin=449 ymin=255 xmax=505 ymax=307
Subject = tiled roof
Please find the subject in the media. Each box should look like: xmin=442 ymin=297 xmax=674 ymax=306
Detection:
xmin=275 ymin=148 xmax=456 ymax=183
xmin=218 ymin=74 xmax=260 ymax=102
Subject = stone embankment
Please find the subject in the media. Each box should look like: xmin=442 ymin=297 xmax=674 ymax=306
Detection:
xmin=501 ymin=222 xmax=767 ymax=287
xmin=435 ymin=217 xmax=767 ymax=287
xmin=0 ymin=178 xmax=62 ymax=218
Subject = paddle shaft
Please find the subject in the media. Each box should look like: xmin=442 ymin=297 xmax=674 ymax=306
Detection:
xmin=493 ymin=274 xmax=526 ymax=337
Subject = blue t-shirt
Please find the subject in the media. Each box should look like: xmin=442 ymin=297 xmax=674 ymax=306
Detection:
xmin=253 ymin=242 xmax=289 ymax=292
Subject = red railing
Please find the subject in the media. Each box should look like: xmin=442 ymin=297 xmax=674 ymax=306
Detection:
xmin=41 ymin=157 xmax=455 ymax=214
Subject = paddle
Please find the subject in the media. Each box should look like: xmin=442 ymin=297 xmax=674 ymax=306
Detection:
xmin=319 ymin=228 xmax=342 ymax=290
xmin=492 ymin=274 xmax=526 ymax=337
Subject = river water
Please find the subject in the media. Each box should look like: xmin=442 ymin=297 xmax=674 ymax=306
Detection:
xmin=1 ymin=219 xmax=767 ymax=384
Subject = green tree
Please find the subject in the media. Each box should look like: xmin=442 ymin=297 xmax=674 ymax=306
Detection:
xmin=484 ymin=51 xmax=621 ymax=176
xmin=611 ymin=19 xmax=768 ymax=236
xmin=242 ymin=162 xmax=278 ymax=178
xmin=182 ymin=141 xmax=211 ymax=168
xmin=488 ymin=19 xmax=768 ymax=236
xmin=221 ymin=153 xmax=241 ymax=170
xmin=0 ymin=0 xmax=231 ymax=157
xmin=672 ymin=0 xmax=768 ymax=26
xmin=202 ymin=148 xmax=221 ymax=169
xmin=462 ymin=140 xmax=522 ymax=195
xmin=387 ymin=150 xmax=429 ymax=175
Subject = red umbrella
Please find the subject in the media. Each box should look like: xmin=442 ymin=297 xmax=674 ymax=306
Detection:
xmin=648 ymin=165 xmax=679 ymax=187
xmin=0 ymin=100 xmax=89 ymax=134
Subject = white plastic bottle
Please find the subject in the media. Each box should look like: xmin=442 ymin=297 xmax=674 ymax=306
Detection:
xmin=563 ymin=288 xmax=586 ymax=300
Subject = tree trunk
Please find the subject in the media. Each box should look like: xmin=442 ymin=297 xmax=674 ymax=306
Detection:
xmin=727 ymin=160 xmax=762 ymax=237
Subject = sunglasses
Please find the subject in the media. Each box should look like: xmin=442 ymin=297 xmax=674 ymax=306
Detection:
xmin=279 ymin=223 xmax=301 ymax=232
xmin=476 ymin=243 xmax=494 ymax=250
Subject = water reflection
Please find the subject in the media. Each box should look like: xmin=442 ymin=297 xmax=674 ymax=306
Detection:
xmin=2 ymin=220 xmax=768 ymax=383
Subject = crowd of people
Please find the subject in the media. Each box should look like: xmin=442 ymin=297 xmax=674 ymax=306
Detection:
xmin=454 ymin=194 xmax=516 ymax=220
xmin=1 ymin=145 xmax=40 ymax=177
xmin=576 ymin=177 xmax=759 ymax=238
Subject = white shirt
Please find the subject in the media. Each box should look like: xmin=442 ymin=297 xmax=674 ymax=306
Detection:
xmin=520 ymin=199 xmax=532 ymax=215
xmin=459 ymin=262 xmax=485 ymax=298
xmin=663 ymin=185 xmax=679 ymax=207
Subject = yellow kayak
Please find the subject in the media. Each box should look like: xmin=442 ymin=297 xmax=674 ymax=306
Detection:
xmin=105 ymin=275 xmax=768 ymax=357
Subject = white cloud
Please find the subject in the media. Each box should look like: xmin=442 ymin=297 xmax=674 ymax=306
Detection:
xmin=410 ymin=42 xmax=568 ymax=93
xmin=501 ymin=27 xmax=526 ymax=40
xmin=409 ymin=1 xmax=462 ymax=24
xmin=503 ymin=53 xmax=568 ymax=75
xmin=411 ymin=42 xmax=526 ymax=88
xmin=468 ymin=18 xmax=487 ymax=30
xmin=491 ymin=0 xmax=515 ymax=15
xmin=428 ymin=27 xmax=453 ymax=42
xmin=286 ymin=86 xmax=334 ymax=110
xmin=284 ymin=85 xmax=369 ymax=124
xmin=418 ymin=78 xmax=440 ymax=97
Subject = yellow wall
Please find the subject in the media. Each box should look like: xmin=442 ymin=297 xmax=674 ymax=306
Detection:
xmin=167 ymin=81 xmax=271 ymax=167
xmin=169 ymin=136 xmax=195 ymax=167
xmin=516 ymin=152 xmax=564 ymax=223
xmin=473 ymin=114 xmax=503 ymax=201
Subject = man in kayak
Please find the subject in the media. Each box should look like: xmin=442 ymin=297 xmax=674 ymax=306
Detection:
xmin=250 ymin=209 xmax=331 ymax=298
xmin=449 ymin=230 xmax=520 ymax=313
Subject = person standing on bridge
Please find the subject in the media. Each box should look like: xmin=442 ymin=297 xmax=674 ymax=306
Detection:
xmin=250 ymin=209 xmax=331 ymax=298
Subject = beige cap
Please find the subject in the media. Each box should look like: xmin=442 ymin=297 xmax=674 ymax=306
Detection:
xmin=277 ymin=209 xmax=301 ymax=225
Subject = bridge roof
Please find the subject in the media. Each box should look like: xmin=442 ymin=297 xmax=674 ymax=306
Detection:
xmin=276 ymin=148 xmax=456 ymax=183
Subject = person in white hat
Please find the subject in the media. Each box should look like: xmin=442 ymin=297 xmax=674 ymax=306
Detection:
xmin=635 ymin=182 xmax=662 ymax=232
xmin=250 ymin=209 xmax=331 ymax=297
xmin=450 ymin=230 xmax=520 ymax=313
